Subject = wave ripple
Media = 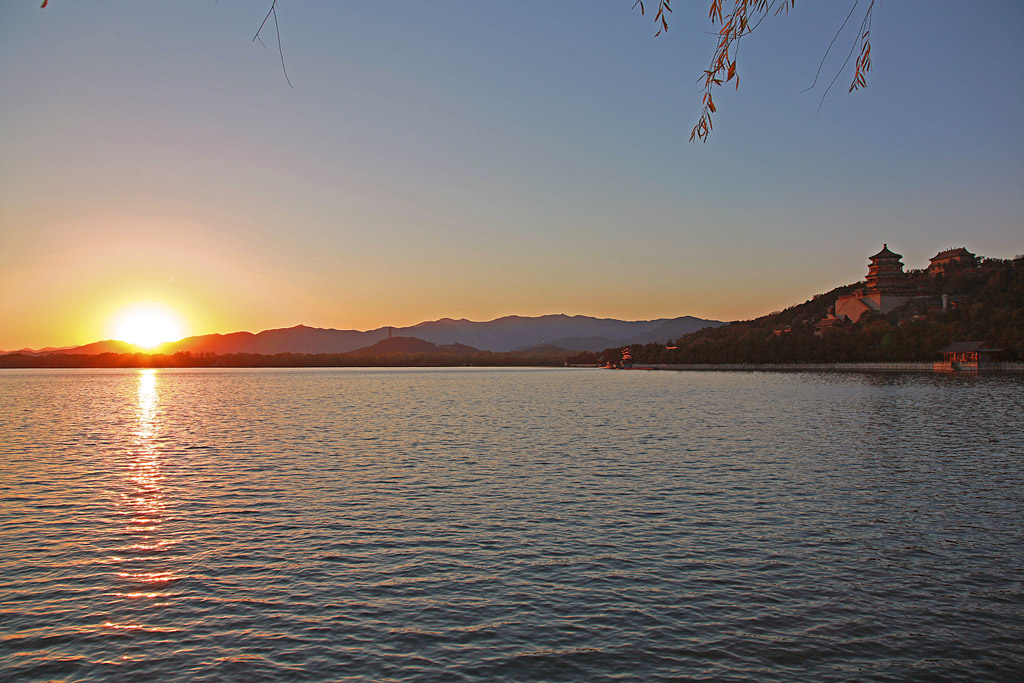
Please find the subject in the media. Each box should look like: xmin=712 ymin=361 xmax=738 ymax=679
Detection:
xmin=2 ymin=368 xmax=1023 ymax=681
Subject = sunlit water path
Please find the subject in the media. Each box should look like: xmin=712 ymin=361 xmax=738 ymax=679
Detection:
xmin=2 ymin=367 xmax=1022 ymax=681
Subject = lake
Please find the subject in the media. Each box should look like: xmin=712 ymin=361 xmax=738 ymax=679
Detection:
xmin=1 ymin=367 xmax=1022 ymax=681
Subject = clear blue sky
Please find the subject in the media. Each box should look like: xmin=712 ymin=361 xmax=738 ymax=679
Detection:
xmin=1 ymin=1 xmax=1022 ymax=349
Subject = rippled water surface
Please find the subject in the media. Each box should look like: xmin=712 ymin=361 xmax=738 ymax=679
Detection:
xmin=1 ymin=367 xmax=1023 ymax=681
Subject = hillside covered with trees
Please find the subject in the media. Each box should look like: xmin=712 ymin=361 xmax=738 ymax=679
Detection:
xmin=580 ymin=255 xmax=1024 ymax=365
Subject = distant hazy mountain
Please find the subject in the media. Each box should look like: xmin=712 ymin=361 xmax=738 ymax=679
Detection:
xmin=8 ymin=339 xmax=140 ymax=356
xmin=20 ymin=314 xmax=724 ymax=356
xmin=166 ymin=326 xmax=388 ymax=355
xmin=541 ymin=316 xmax=728 ymax=351
xmin=397 ymin=314 xmax=723 ymax=351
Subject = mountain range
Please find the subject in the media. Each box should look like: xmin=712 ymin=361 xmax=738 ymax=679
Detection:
xmin=9 ymin=314 xmax=724 ymax=356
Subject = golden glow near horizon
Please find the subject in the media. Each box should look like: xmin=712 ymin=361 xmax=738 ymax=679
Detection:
xmin=2 ymin=4 xmax=1021 ymax=353
xmin=110 ymin=304 xmax=186 ymax=349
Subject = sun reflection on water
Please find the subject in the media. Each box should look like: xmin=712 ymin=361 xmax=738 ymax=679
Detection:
xmin=107 ymin=370 xmax=182 ymax=629
xmin=126 ymin=370 xmax=164 ymax=535
xmin=136 ymin=369 xmax=158 ymax=441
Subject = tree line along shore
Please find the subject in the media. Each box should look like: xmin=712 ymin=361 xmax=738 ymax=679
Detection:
xmin=0 ymin=349 xmax=570 ymax=369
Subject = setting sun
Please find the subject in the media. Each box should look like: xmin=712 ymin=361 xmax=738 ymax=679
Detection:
xmin=111 ymin=304 xmax=186 ymax=349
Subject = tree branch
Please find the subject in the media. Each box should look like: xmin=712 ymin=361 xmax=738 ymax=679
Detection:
xmin=634 ymin=0 xmax=875 ymax=141
xmin=254 ymin=0 xmax=293 ymax=89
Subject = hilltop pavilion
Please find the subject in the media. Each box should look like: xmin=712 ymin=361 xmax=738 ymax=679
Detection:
xmin=928 ymin=247 xmax=976 ymax=277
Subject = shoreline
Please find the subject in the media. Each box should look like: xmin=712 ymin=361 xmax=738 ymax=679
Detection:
xmin=623 ymin=362 xmax=1024 ymax=373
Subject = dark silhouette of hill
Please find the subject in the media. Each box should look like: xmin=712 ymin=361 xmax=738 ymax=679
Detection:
xmin=346 ymin=336 xmax=478 ymax=356
xmin=23 ymin=314 xmax=723 ymax=356
xmin=405 ymin=314 xmax=723 ymax=351
xmin=517 ymin=343 xmax=575 ymax=354
xmin=4 ymin=339 xmax=147 ymax=356
xmin=30 ymin=340 xmax=140 ymax=356
xmin=166 ymin=325 xmax=386 ymax=355
xmin=542 ymin=315 xmax=724 ymax=351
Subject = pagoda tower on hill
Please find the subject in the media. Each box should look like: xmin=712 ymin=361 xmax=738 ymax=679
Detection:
xmin=831 ymin=245 xmax=914 ymax=323
xmin=865 ymin=244 xmax=910 ymax=292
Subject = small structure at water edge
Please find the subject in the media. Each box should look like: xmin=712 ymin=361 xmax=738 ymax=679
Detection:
xmin=934 ymin=341 xmax=1001 ymax=372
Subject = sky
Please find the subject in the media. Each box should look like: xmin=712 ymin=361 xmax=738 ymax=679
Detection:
xmin=1 ymin=1 xmax=1022 ymax=350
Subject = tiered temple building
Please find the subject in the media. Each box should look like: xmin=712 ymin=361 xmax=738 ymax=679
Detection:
xmin=833 ymin=245 xmax=913 ymax=323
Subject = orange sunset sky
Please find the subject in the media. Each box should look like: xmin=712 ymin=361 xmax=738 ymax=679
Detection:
xmin=2 ymin=2 xmax=1022 ymax=351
